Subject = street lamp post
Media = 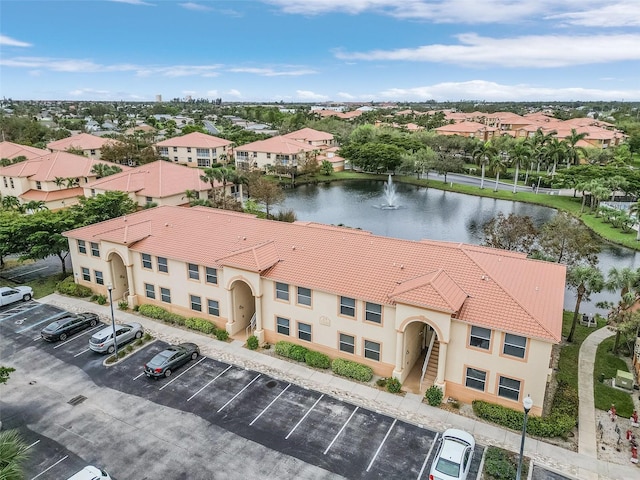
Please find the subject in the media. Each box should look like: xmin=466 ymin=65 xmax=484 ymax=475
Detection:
xmin=516 ymin=395 xmax=534 ymax=480
xmin=107 ymin=283 xmax=118 ymax=358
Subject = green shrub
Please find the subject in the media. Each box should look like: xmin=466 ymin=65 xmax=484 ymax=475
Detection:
xmin=425 ymin=386 xmax=443 ymax=406
xmin=376 ymin=378 xmax=387 ymax=388
xmin=289 ymin=345 xmax=308 ymax=362
xmin=56 ymin=276 xmax=93 ymax=297
xmin=143 ymin=333 xmax=152 ymax=341
xmin=305 ymin=350 xmax=331 ymax=369
xmin=95 ymin=294 xmax=107 ymax=305
xmin=137 ymin=304 xmax=185 ymax=325
xmin=215 ymin=329 xmax=229 ymax=341
xmin=484 ymin=446 xmax=522 ymax=479
xmin=184 ymin=317 xmax=216 ymax=334
xmin=106 ymin=355 xmax=116 ymax=364
xmin=125 ymin=344 xmax=134 ymax=353
xmin=118 ymin=300 xmax=129 ymax=310
xmin=275 ymin=341 xmax=295 ymax=358
xmin=134 ymin=339 xmax=143 ymax=346
xmin=331 ymin=358 xmax=373 ymax=382
xmin=247 ymin=335 xmax=259 ymax=350
xmin=133 ymin=305 xmax=140 ymax=312
xmin=386 ymin=377 xmax=402 ymax=394
xmin=472 ymin=400 xmax=576 ymax=438
xmin=117 ymin=350 xmax=126 ymax=358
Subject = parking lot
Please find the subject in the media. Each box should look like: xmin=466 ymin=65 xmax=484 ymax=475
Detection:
xmin=0 ymin=299 xmax=573 ymax=479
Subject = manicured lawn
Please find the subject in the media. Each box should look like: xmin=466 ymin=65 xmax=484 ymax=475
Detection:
xmin=0 ymin=271 xmax=64 ymax=299
xmin=556 ymin=311 xmax=603 ymax=390
xmin=593 ymin=336 xmax=635 ymax=418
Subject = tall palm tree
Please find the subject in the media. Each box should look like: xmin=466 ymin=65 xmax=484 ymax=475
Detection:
xmin=488 ymin=154 xmax=507 ymax=192
xmin=0 ymin=429 xmax=30 ymax=480
xmin=54 ymin=176 xmax=66 ymax=189
xmin=200 ymin=167 xmax=219 ymax=204
xmin=509 ymin=141 xmax=531 ymax=194
xmin=566 ymin=265 xmax=604 ymax=342
xmin=471 ymin=141 xmax=497 ymax=190
xmin=606 ymin=267 xmax=640 ymax=352
xmin=1 ymin=195 xmax=22 ymax=212
xmin=23 ymin=200 xmax=47 ymax=213
xmin=541 ymin=138 xmax=567 ymax=177
xmin=565 ymin=128 xmax=588 ymax=167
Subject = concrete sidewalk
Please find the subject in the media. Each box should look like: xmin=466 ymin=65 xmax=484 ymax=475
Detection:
xmin=40 ymin=294 xmax=639 ymax=480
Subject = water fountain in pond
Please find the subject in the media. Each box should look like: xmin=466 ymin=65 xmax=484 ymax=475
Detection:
xmin=381 ymin=174 xmax=399 ymax=209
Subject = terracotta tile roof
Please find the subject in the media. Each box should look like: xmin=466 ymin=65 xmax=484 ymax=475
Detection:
xmin=20 ymin=187 xmax=84 ymax=202
xmin=47 ymin=133 xmax=118 ymax=151
xmin=435 ymin=121 xmax=497 ymax=133
xmin=282 ymin=127 xmax=334 ymax=142
xmin=235 ymin=136 xmax=318 ymax=155
xmin=85 ymin=160 xmax=214 ymax=197
xmin=154 ymin=132 xmax=232 ymax=149
xmin=65 ymin=206 xmax=565 ymax=342
xmin=0 ymin=141 xmax=48 ymax=160
xmin=0 ymin=151 xmax=130 ymax=182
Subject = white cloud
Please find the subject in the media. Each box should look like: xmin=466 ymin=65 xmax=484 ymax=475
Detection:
xmin=335 ymin=33 xmax=640 ymax=67
xmin=226 ymin=89 xmax=242 ymax=98
xmin=337 ymin=92 xmax=356 ymax=100
xmin=179 ymin=2 xmax=212 ymax=12
xmin=0 ymin=35 xmax=32 ymax=47
xmin=228 ymin=67 xmax=317 ymax=76
xmin=547 ymin=2 xmax=640 ymax=27
xmin=378 ymin=79 xmax=640 ymax=101
xmin=296 ymin=90 xmax=329 ymax=101
xmin=110 ymin=0 xmax=155 ymax=6
xmin=69 ymin=88 xmax=111 ymax=97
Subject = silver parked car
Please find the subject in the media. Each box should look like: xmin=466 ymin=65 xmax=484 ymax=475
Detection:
xmin=89 ymin=322 xmax=143 ymax=354
xmin=429 ymin=428 xmax=475 ymax=480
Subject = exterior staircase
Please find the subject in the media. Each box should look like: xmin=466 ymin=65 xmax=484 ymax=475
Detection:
xmin=420 ymin=341 xmax=439 ymax=391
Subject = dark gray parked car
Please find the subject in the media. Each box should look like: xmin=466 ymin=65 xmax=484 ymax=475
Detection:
xmin=41 ymin=312 xmax=100 ymax=342
xmin=144 ymin=343 xmax=200 ymax=378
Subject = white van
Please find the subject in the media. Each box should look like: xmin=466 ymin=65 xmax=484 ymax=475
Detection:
xmin=67 ymin=465 xmax=112 ymax=480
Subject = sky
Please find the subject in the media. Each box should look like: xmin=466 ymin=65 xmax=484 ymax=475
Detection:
xmin=1 ymin=0 xmax=639 ymax=103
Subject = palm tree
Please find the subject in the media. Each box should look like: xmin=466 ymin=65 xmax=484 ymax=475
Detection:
xmin=606 ymin=267 xmax=640 ymax=353
xmin=566 ymin=265 xmax=604 ymax=342
xmin=23 ymin=200 xmax=47 ymax=213
xmin=54 ymin=176 xmax=66 ymax=189
xmin=488 ymin=154 xmax=507 ymax=192
xmin=65 ymin=177 xmax=79 ymax=188
xmin=565 ymin=129 xmax=588 ymax=167
xmin=471 ymin=141 xmax=497 ymax=190
xmin=509 ymin=141 xmax=531 ymax=194
xmin=0 ymin=429 xmax=30 ymax=480
xmin=182 ymin=189 xmax=199 ymax=205
xmin=541 ymin=138 xmax=567 ymax=177
xmin=1 ymin=195 xmax=22 ymax=212
xmin=200 ymin=167 xmax=219 ymax=204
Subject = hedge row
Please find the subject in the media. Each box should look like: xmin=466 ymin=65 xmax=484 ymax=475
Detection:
xmin=274 ymin=341 xmax=332 ymax=369
xmin=57 ymin=276 xmax=93 ymax=297
xmin=331 ymin=358 xmax=373 ymax=382
xmin=472 ymin=400 xmax=576 ymax=438
xmin=137 ymin=304 xmax=228 ymax=341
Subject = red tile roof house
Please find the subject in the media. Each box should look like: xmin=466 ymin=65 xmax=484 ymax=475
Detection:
xmin=282 ymin=127 xmax=337 ymax=148
xmin=0 ymin=141 xmax=49 ymax=161
xmin=154 ymin=132 xmax=233 ymax=168
xmin=234 ymin=135 xmax=318 ymax=172
xmin=46 ymin=133 xmax=121 ymax=160
xmin=435 ymin=121 xmax=498 ymax=142
xmin=83 ymin=160 xmax=217 ymax=208
xmin=63 ymin=206 xmax=565 ymax=415
xmin=0 ymin=151 xmax=131 ymax=210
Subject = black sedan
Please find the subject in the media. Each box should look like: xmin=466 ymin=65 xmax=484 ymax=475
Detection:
xmin=144 ymin=343 xmax=200 ymax=378
xmin=41 ymin=312 xmax=100 ymax=342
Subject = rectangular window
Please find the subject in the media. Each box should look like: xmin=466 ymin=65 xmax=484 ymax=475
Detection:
xmin=470 ymin=326 xmax=491 ymax=350
xmin=297 ymin=287 xmax=311 ymax=306
xmin=465 ymin=367 xmax=487 ymax=391
xmin=145 ymin=196 xmax=153 ymax=204
xmin=298 ymin=322 xmax=311 ymax=342
xmin=91 ymin=188 xmax=95 ymax=197
xmin=206 ymin=267 xmax=218 ymax=284
xmin=190 ymin=295 xmax=202 ymax=312
xmin=197 ymin=158 xmax=210 ymax=167
xmin=364 ymin=340 xmax=380 ymax=361
xmin=94 ymin=270 xmax=104 ymax=285
xmin=145 ymin=283 xmax=155 ymax=299
xmin=9 ymin=178 xmax=14 ymax=188
xmin=339 ymin=333 xmax=355 ymax=354
xmin=36 ymin=181 xmax=42 ymax=190
xmin=160 ymin=287 xmax=171 ymax=303
xmin=196 ymin=148 xmax=209 ymax=157
xmin=173 ymin=157 xmax=178 ymax=162
xmin=157 ymin=256 xmax=168 ymax=273
xmin=498 ymin=376 xmax=521 ymax=401
xmin=77 ymin=240 xmax=87 ymax=254
xmin=276 ymin=317 xmax=290 ymax=336
xmin=141 ymin=253 xmax=152 ymax=269
xmin=340 ymin=296 xmax=355 ymax=317
xmin=365 ymin=302 xmax=382 ymax=323
xmin=188 ymin=263 xmax=199 ymax=280
xmin=266 ymin=153 xmax=271 ymax=159
xmin=81 ymin=267 xmax=90 ymax=281
xmin=173 ymin=147 xmax=177 ymax=152
xmin=158 ymin=147 xmax=168 ymax=156
xmin=90 ymin=242 xmax=100 ymax=257
xmin=90 ymin=149 xmax=96 ymax=156
xmin=207 ymin=299 xmax=219 ymax=316
xmin=275 ymin=282 xmax=289 ymax=301
xmin=503 ymin=333 xmax=527 ymax=359
xmin=2 ymin=177 xmax=6 ymax=188
xmin=187 ymin=147 xmax=191 ymax=153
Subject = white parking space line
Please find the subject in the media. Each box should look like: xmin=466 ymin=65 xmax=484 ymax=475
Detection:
xmin=249 ymin=383 xmax=291 ymax=426
xmin=417 ymin=432 xmax=440 ymax=480
xmin=366 ymin=418 xmax=397 ymax=471
xmin=286 ymin=394 xmax=324 ymax=440
xmin=133 ymin=372 xmax=146 ymax=380
xmin=323 ymin=406 xmax=359 ymax=455
xmin=53 ymin=325 xmax=103 ymax=349
xmin=0 ymin=304 xmax=42 ymax=323
xmin=73 ymin=348 xmax=91 ymax=357
xmin=187 ymin=365 xmax=232 ymax=402
xmin=30 ymin=454 xmax=68 ymax=480
xmin=158 ymin=356 xmax=207 ymax=391
xmin=216 ymin=374 xmax=261 ymax=413
xmin=26 ymin=439 xmax=41 ymax=450
xmin=17 ymin=312 xmax=66 ymax=333
xmin=7 ymin=265 xmax=48 ymax=280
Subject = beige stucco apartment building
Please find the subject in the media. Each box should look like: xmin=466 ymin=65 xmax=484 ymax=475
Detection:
xmin=47 ymin=133 xmax=119 ymax=160
xmin=64 ymin=206 xmax=565 ymax=415
xmin=154 ymin=132 xmax=233 ymax=167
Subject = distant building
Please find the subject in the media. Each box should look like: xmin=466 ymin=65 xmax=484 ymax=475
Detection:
xmin=47 ymin=133 xmax=120 ymax=160
xmin=156 ymin=95 xmax=162 ymax=102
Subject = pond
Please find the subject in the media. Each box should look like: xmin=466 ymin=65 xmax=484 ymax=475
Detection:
xmin=279 ymin=180 xmax=636 ymax=315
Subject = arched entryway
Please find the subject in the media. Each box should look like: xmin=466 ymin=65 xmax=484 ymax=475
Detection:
xmin=227 ymin=279 xmax=256 ymax=338
xmin=107 ymin=252 xmax=128 ymax=301
xmin=401 ymin=321 xmax=441 ymax=395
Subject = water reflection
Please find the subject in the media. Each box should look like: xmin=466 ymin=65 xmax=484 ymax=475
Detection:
xmin=280 ymin=180 xmax=635 ymax=315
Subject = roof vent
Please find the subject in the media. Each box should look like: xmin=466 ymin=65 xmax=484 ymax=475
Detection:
xmin=164 ymin=223 xmax=169 ymax=227
xmin=292 ymin=246 xmax=296 ymax=250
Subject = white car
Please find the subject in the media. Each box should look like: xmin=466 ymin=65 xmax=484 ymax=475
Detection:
xmin=89 ymin=322 xmax=143 ymax=354
xmin=67 ymin=465 xmax=111 ymax=480
xmin=0 ymin=286 xmax=33 ymax=306
xmin=429 ymin=429 xmax=475 ymax=480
